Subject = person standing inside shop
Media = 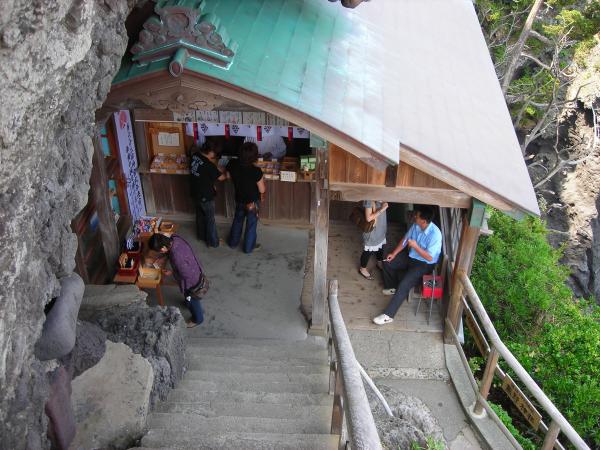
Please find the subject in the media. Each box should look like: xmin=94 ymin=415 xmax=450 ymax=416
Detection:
xmin=226 ymin=142 xmax=266 ymax=253
xmin=149 ymin=233 xmax=208 ymax=328
xmin=190 ymin=141 xmax=226 ymax=247
xmin=358 ymin=200 xmax=389 ymax=280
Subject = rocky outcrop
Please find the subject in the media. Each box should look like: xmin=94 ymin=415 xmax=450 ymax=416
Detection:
xmin=367 ymin=384 xmax=447 ymax=450
xmin=70 ymin=341 xmax=153 ymax=450
xmin=81 ymin=299 xmax=186 ymax=406
xmin=59 ymin=320 xmax=107 ymax=379
xmin=0 ymin=1 xmax=135 ymax=447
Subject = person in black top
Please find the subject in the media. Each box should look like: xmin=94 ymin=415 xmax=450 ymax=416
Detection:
xmin=190 ymin=141 xmax=225 ymax=247
xmin=226 ymin=142 xmax=266 ymax=253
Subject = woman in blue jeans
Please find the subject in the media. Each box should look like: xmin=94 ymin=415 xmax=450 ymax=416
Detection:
xmin=149 ymin=233 xmax=207 ymax=328
xmin=226 ymin=142 xmax=266 ymax=253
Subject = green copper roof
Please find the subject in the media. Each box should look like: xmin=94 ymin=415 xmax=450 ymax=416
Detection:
xmin=115 ymin=0 xmax=351 ymax=111
xmin=113 ymin=0 xmax=540 ymax=216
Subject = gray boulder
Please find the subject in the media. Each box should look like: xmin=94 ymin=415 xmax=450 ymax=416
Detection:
xmin=83 ymin=300 xmax=186 ymax=406
xmin=35 ymin=273 xmax=85 ymax=361
xmin=59 ymin=321 xmax=106 ymax=379
xmin=80 ymin=284 xmax=148 ymax=313
xmin=367 ymin=384 xmax=447 ymax=450
xmin=70 ymin=341 xmax=153 ymax=450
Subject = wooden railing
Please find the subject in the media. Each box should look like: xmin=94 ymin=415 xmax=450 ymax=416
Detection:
xmin=447 ymin=271 xmax=590 ymax=450
xmin=327 ymin=279 xmax=383 ymax=450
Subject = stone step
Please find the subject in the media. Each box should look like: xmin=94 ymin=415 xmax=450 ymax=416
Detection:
xmin=186 ymin=337 xmax=327 ymax=350
xmin=136 ymin=431 xmax=339 ymax=450
xmin=166 ymin=389 xmax=332 ymax=406
xmin=184 ymin=369 xmax=330 ymax=385
xmin=147 ymin=412 xmax=331 ymax=435
xmin=186 ymin=355 xmax=329 ymax=374
xmin=176 ymin=378 xmax=329 ymax=394
xmin=154 ymin=400 xmax=333 ymax=420
xmin=185 ymin=345 xmax=328 ymax=362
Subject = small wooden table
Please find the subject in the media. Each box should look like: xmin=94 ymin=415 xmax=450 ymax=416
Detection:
xmin=112 ymin=222 xmax=180 ymax=307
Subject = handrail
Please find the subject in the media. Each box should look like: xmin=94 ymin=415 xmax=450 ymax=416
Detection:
xmin=357 ymin=362 xmax=394 ymax=418
xmin=457 ymin=272 xmax=590 ymax=450
xmin=328 ymin=279 xmax=383 ymax=450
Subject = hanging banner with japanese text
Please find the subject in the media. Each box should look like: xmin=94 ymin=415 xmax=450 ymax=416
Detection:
xmin=114 ymin=110 xmax=146 ymax=222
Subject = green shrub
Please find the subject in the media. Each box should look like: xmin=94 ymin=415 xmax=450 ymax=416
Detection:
xmin=489 ymin=402 xmax=536 ymax=450
xmin=471 ymin=211 xmax=571 ymax=341
xmin=472 ymin=210 xmax=600 ymax=446
xmin=574 ymin=38 xmax=597 ymax=68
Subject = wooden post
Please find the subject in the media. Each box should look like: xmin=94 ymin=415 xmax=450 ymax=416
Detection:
xmin=91 ymin=129 xmax=120 ymax=277
xmin=310 ymin=145 xmax=329 ymax=333
xmin=474 ymin=347 xmax=499 ymax=415
xmin=331 ymin=365 xmax=344 ymax=435
xmin=541 ymin=421 xmax=561 ymax=450
xmin=444 ymin=206 xmax=482 ymax=343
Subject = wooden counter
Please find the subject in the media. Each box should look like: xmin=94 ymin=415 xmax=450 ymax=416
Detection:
xmin=140 ymin=171 xmax=314 ymax=224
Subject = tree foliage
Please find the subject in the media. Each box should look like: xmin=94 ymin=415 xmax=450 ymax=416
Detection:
xmin=471 ymin=210 xmax=600 ymax=446
xmin=474 ymin=0 xmax=600 ymax=153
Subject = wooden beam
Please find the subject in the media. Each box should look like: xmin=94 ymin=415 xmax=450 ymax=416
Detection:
xmin=311 ymin=146 xmax=329 ymax=333
xmin=444 ymin=211 xmax=481 ymax=343
xmin=329 ymin=182 xmax=471 ymax=208
xmin=385 ymin=165 xmax=397 ymax=187
xmin=91 ymin=129 xmax=120 ymax=278
xmin=132 ymin=108 xmax=176 ymax=122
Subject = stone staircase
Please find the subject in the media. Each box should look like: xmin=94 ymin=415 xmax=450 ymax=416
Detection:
xmin=133 ymin=337 xmax=338 ymax=450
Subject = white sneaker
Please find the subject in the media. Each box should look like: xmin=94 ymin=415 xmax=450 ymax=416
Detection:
xmin=382 ymin=288 xmax=396 ymax=296
xmin=373 ymin=314 xmax=394 ymax=325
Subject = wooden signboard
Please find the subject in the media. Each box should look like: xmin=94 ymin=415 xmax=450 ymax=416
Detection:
xmin=148 ymin=123 xmax=185 ymax=155
xmin=463 ymin=303 xmax=490 ymax=357
xmin=501 ymin=374 xmax=543 ymax=431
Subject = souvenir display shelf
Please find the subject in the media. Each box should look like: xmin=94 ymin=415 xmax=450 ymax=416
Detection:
xmin=112 ymin=216 xmax=179 ymax=305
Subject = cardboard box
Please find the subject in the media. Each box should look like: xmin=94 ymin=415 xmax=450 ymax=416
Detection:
xmin=137 ymin=267 xmax=161 ymax=288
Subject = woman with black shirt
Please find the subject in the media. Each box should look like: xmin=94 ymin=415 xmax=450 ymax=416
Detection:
xmin=226 ymin=142 xmax=266 ymax=253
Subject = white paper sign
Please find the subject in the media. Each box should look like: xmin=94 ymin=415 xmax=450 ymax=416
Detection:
xmin=113 ymin=110 xmax=146 ymax=221
xmin=158 ymin=132 xmax=180 ymax=147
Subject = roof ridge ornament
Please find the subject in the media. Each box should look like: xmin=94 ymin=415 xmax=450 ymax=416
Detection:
xmin=130 ymin=0 xmax=236 ymax=75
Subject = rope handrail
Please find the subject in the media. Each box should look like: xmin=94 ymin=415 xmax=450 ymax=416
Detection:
xmin=328 ymin=279 xmax=383 ymax=450
xmin=458 ymin=271 xmax=590 ymax=450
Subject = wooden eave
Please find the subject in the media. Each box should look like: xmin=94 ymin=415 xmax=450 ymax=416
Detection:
xmin=400 ymin=145 xmax=515 ymax=213
xmin=107 ymin=71 xmax=392 ymax=171
xmin=107 ymin=71 xmax=520 ymax=212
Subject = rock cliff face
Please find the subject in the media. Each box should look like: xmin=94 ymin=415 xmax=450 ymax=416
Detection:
xmin=0 ymin=1 xmax=134 ymax=447
xmin=530 ymin=44 xmax=600 ymax=301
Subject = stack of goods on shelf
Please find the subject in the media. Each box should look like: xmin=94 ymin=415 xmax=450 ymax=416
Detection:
xmin=133 ymin=216 xmax=162 ymax=239
xmin=158 ymin=221 xmax=176 ymax=236
xmin=279 ymin=157 xmax=300 ymax=182
xmin=116 ymin=251 xmax=140 ymax=278
xmin=256 ymin=159 xmax=280 ymax=180
xmin=150 ymin=153 xmax=189 ymax=174
xmin=299 ymin=155 xmax=316 ymax=181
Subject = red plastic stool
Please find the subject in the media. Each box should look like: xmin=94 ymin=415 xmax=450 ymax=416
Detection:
xmin=415 ymin=269 xmax=444 ymax=324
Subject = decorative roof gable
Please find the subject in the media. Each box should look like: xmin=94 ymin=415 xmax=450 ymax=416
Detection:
xmin=130 ymin=0 xmax=236 ymax=74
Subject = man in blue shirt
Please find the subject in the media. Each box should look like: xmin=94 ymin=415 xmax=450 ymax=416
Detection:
xmin=373 ymin=205 xmax=442 ymax=325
